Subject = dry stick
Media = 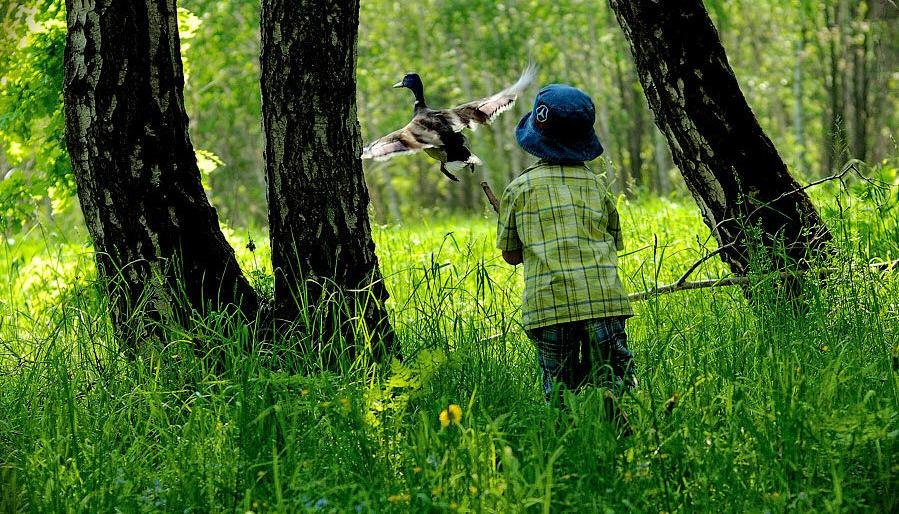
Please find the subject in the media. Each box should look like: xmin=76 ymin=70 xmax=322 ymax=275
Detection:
xmin=481 ymin=181 xmax=500 ymax=213
xmin=630 ymin=259 xmax=899 ymax=301
xmin=672 ymin=243 xmax=732 ymax=287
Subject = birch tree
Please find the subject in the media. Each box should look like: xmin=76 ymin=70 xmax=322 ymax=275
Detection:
xmin=63 ymin=0 xmax=258 ymax=345
xmin=260 ymin=0 xmax=395 ymax=359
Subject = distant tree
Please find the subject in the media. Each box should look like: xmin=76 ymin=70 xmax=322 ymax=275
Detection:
xmin=63 ymin=0 xmax=258 ymax=344
xmin=608 ymin=0 xmax=832 ymax=275
xmin=260 ymin=0 xmax=395 ymax=359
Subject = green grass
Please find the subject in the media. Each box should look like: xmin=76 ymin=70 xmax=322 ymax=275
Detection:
xmin=1 ymin=181 xmax=898 ymax=512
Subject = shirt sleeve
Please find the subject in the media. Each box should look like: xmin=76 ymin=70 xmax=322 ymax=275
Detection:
xmin=496 ymin=185 xmax=523 ymax=251
xmin=606 ymin=195 xmax=624 ymax=252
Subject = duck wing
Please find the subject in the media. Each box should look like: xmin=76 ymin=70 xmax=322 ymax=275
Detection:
xmin=446 ymin=64 xmax=537 ymax=132
xmin=361 ymin=119 xmax=444 ymax=161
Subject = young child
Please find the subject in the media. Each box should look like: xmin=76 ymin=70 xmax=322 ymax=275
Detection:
xmin=496 ymin=84 xmax=637 ymax=413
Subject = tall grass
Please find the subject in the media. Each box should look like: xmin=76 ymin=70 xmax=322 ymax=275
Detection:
xmin=1 ymin=179 xmax=897 ymax=512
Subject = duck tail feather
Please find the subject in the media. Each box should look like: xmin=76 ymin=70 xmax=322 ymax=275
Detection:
xmin=502 ymin=63 xmax=538 ymax=97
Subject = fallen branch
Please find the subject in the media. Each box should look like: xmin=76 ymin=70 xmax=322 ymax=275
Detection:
xmin=671 ymin=244 xmax=732 ymax=287
xmin=630 ymin=259 xmax=899 ymax=301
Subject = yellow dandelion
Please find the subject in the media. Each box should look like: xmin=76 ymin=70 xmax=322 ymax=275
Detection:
xmin=447 ymin=404 xmax=463 ymax=424
xmin=469 ymin=485 xmax=478 ymax=495
xmin=339 ymin=397 xmax=351 ymax=412
xmin=413 ymin=466 xmax=422 ymax=474
xmin=439 ymin=404 xmax=463 ymax=427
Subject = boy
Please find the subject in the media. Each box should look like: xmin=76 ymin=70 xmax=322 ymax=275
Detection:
xmin=497 ymin=84 xmax=637 ymax=413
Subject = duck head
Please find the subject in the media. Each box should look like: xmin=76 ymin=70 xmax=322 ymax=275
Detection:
xmin=393 ymin=73 xmax=423 ymax=90
xmin=393 ymin=73 xmax=426 ymax=108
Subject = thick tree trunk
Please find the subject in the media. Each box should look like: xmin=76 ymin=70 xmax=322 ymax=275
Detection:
xmin=260 ymin=0 xmax=394 ymax=359
xmin=609 ymin=0 xmax=831 ymax=276
xmin=63 ymin=0 xmax=258 ymax=346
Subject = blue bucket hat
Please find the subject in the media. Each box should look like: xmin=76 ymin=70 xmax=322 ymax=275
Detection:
xmin=515 ymin=84 xmax=604 ymax=163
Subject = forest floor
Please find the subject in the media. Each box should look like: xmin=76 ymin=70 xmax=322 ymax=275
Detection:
xmin=0 ymin=177 xmax=897 ymax=512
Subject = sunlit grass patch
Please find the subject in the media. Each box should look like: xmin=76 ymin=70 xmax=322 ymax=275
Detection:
xmin=0 ymin=188 xmax=897 ymax=512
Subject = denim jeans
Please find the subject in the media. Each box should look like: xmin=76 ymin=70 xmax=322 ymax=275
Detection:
xmin=526 ymin=316 xmax=636 ymax=401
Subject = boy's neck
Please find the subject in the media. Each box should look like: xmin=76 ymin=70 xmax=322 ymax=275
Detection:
xmin=538 ymin=158 xmax=586 ymax=167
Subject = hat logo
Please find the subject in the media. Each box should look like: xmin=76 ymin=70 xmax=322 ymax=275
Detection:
xmin=535 ymin=104 xmax=549 ymax=123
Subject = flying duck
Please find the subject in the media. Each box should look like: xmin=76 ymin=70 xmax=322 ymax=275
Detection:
xmin=361 ymin=65 xmax=537 ymax=181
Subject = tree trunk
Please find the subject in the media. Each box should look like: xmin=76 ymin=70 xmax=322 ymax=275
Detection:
xmin=260 ymin=0 xmax=394 ymax=360
xmin=849 ymin=5 xmax=870 ymax=164
xmin=793 ymin=27 xmax=808 ymax=175
xmin=63 ymin=0 xmax=258 ymax=346
xmin=626 ymin=74 xmax=647 ymax=190
xmin=610 ymin=55 xmax=631 ymax=193
xmin=652 ymin=128 xmax=671 ymax=196
xmin=608 ymin=0 xmax=831 ymax=276
xmin=823 ymin=0 xmax=849 ymax=174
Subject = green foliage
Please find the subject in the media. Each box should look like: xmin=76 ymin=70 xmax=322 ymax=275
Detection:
xmin=0 ymin=3 xmax=67 ymax=232
xmin=179 ymin=0 xmax=265 ymax=227
xmin=2 ymin=0 xmax=896 ymax=229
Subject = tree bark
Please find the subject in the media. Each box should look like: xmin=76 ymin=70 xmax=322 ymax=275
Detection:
xmin=608 ymin=0 xmax=832 ymax=276
xmin=260 ymin=0 xmax=395 ymax=359
xmin=63 ymin=0 xmax=258 ymax=346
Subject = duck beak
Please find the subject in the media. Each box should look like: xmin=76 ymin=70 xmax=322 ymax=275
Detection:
xmin=392 ymin=81 xmax=404 ymax=88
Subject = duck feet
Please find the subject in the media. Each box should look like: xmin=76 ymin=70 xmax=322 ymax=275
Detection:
xmin=440 ymin=164 xmax=460 ymax=182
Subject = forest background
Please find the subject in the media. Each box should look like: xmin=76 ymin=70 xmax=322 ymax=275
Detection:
xmin=2 ymin=0 xmax=897 ymax=229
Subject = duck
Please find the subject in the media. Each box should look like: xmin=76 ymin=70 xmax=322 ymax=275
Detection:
xmin=361 ymin=65 xmax=537 ymax=181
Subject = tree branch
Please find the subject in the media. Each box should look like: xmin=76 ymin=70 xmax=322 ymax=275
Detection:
xmin=630 ymin=259 xmax=899 ymax=301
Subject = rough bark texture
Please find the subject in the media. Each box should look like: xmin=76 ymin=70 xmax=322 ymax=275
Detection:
xmin=63 ymin=0 xmax=258 ymax=345
xmin=609 ymin=0 xmax=831 ymax=275
xmin=260 ymin=0 xmax=394 ymax=358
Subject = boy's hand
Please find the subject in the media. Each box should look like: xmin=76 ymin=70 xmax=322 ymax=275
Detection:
xmin=502 ymin=250 xmax=523 ymax=265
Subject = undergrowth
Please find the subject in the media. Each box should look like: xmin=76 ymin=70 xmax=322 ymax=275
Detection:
xmin=0 ymin=174 xmax=897 ymax=512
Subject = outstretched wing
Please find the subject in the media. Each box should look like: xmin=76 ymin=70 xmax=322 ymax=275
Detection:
xmin=361 ymin=121 xmax=442 ymax=161
xmin=447 ymin=64 xmax=537 ymax=132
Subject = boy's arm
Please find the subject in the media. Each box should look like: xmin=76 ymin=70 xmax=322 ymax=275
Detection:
xmin=606 ymin=195 xmax=624 ymax=252
xmin=496 ymin=185 xmax=523 ymax=265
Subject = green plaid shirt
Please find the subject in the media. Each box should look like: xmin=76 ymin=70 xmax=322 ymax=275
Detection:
xmin=496 ymin=160 xmax=633 ymax=330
